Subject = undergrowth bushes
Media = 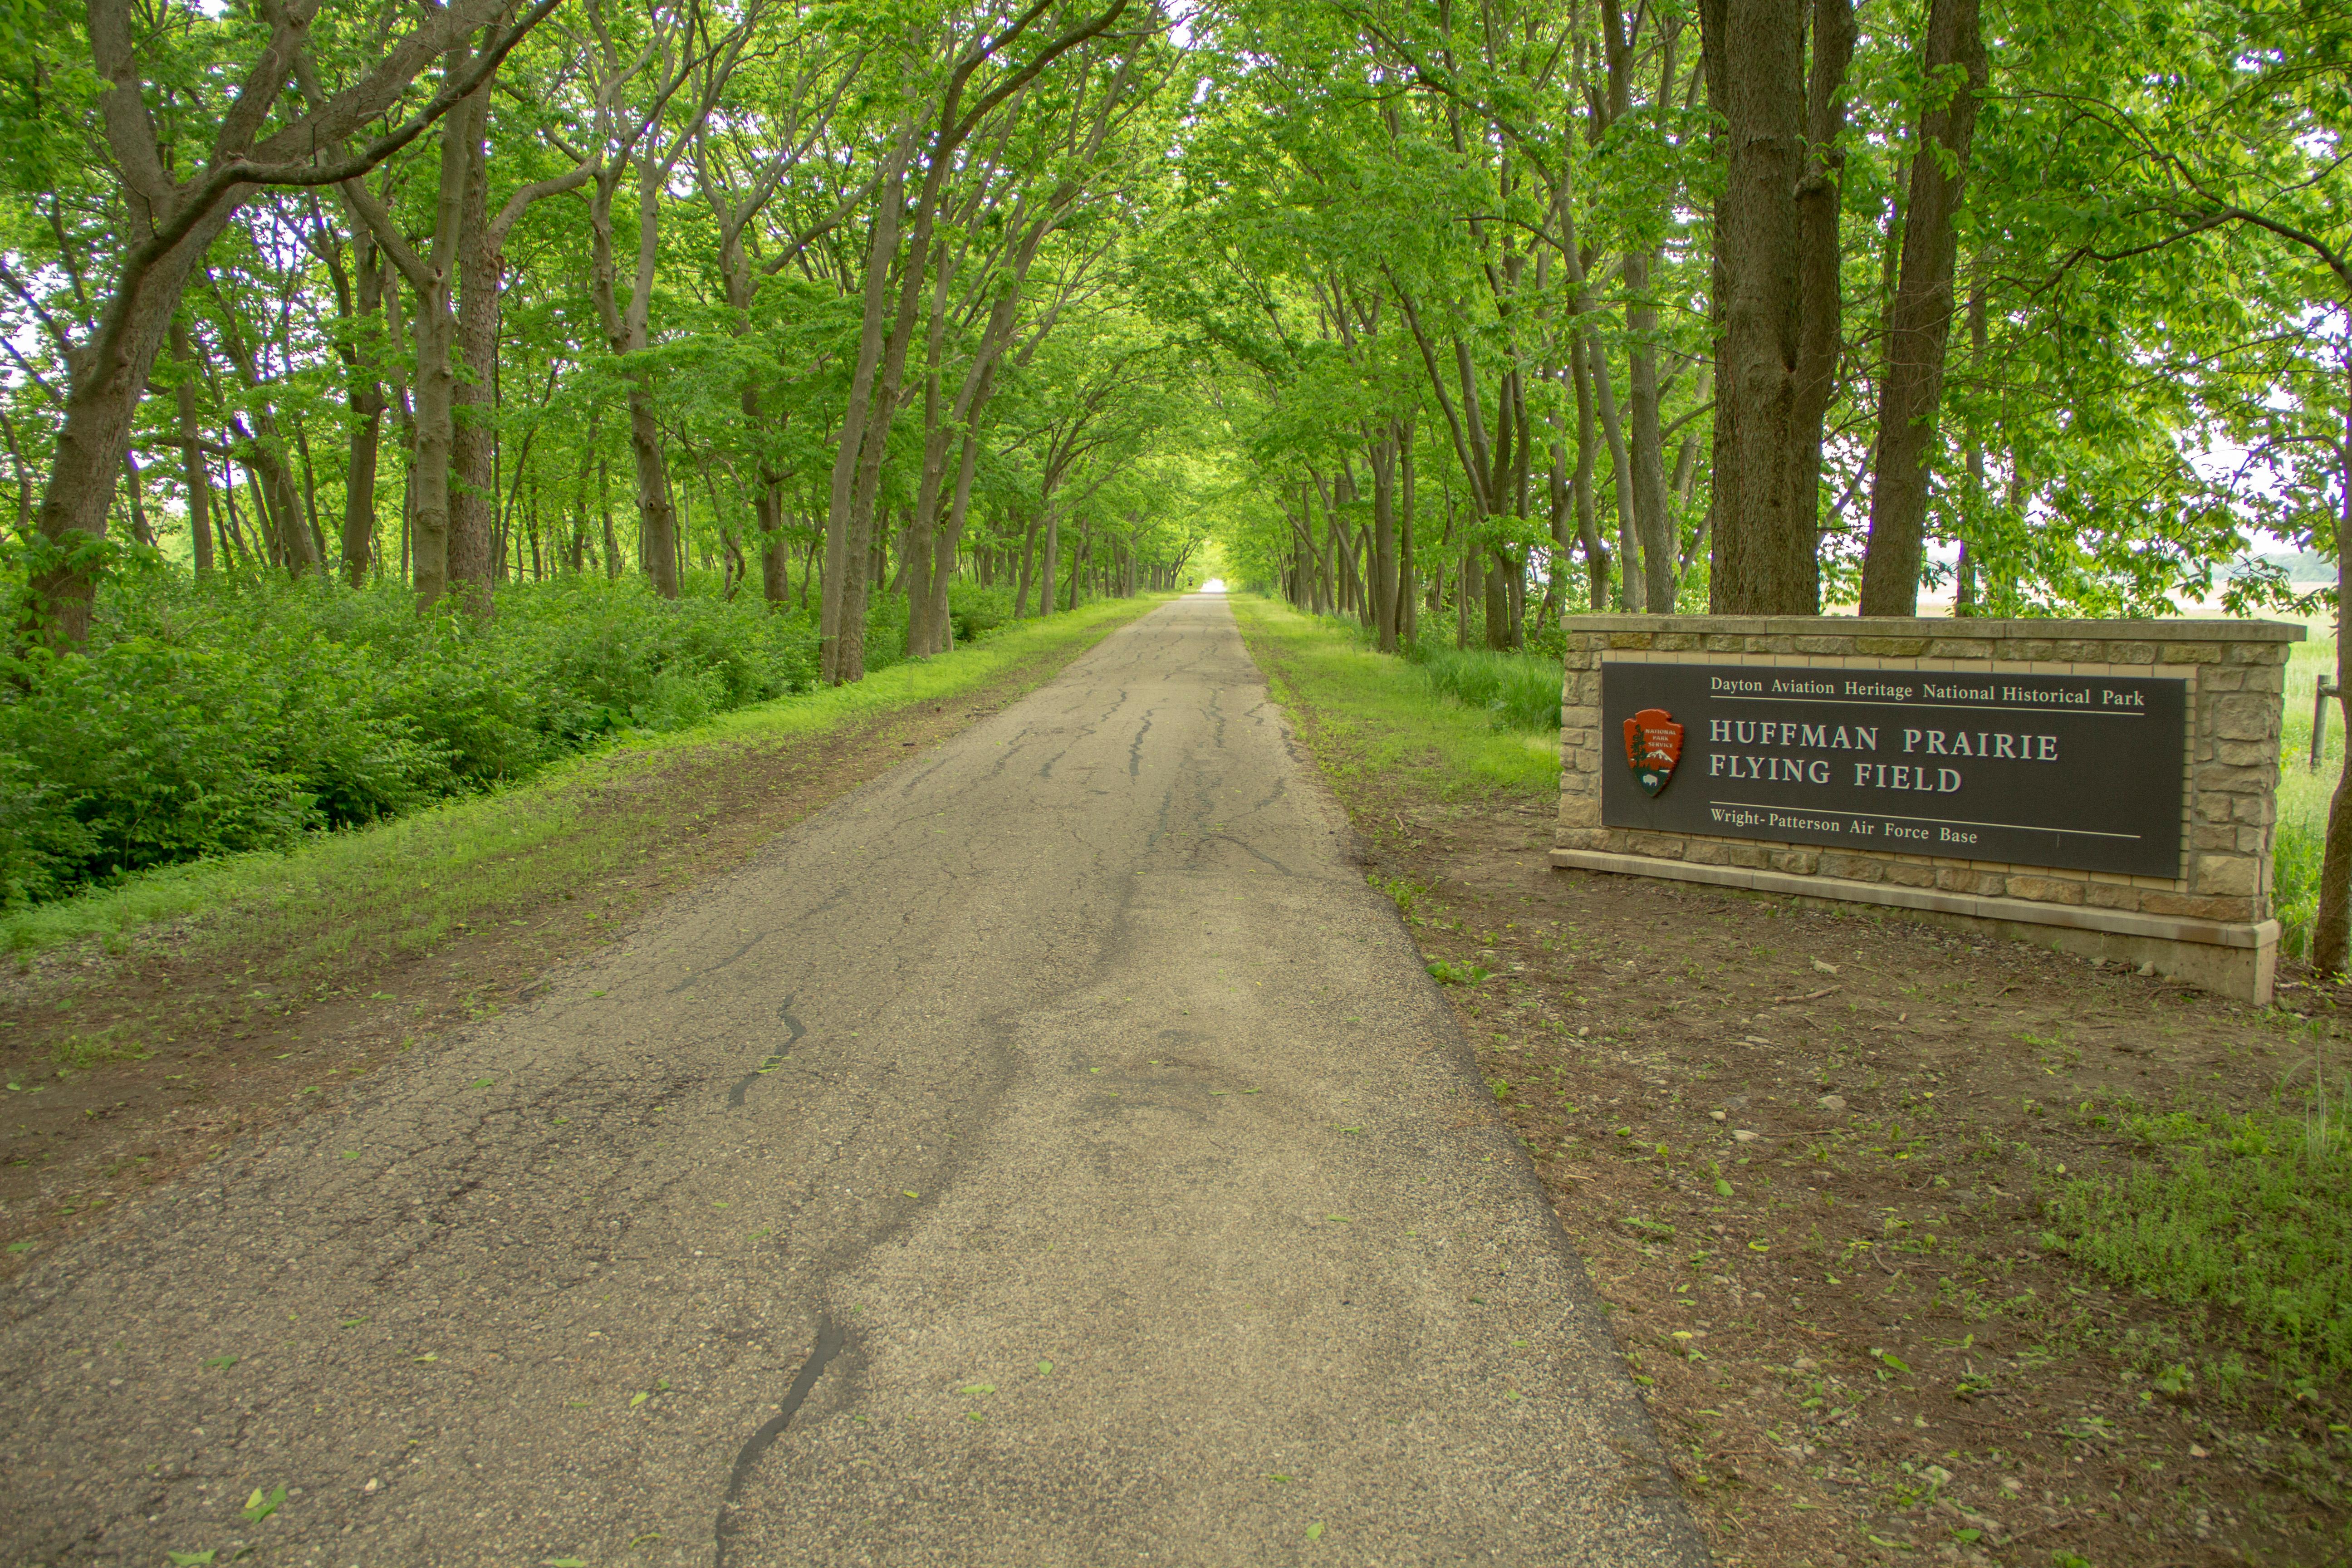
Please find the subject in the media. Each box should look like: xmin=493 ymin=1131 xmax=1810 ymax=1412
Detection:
xmin=0 ymin=568 xmax=872 ymax=906
xmin=1405 ymin=643 xmax=1564 ymax=734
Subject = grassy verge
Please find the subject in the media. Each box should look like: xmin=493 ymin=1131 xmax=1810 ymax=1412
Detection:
xmin=2274 ymin=621 xmax=2337 ymax=956
xmin=4 ymin=594 xmax=1169 ymax=966
xmin=1226 ymin=594 xmax=1561 ymax=799
xmin=2055 ymin=1095 xmax=2352 ymax=1381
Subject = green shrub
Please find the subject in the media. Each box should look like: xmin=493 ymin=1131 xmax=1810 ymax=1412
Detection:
xmin=1407 ymin=644 xmax=1564 ymax=735
xmin=0 ymin=567 xmax=835 ymax=906
xmin=949 ymin=580 xmax=1016 ymax=642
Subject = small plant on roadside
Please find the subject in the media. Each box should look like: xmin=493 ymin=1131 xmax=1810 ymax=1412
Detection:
xmin=1426 ymin=958 xmax=1490 ymax=986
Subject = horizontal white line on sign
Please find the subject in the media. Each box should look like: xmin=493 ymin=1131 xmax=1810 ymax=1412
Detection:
xmin=1709 ymin=695 xmax=2147 ymax=717
xmin=1705 ymin=800 xmax=2143 ymax=841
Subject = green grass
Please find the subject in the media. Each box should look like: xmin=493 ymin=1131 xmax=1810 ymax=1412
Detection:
xmin=0 ymin=595 xmax=1170 ymax=963
xmin=2274 ymin=622 xmax=2336 ymax=958
xmin=1406 ymin=643 xmax=1569 ymax=734
xmin=2054 ymin=1097 xmax=2352 ymax=1376
xmin=1226 ymin=595 xmax=1561 ymax=799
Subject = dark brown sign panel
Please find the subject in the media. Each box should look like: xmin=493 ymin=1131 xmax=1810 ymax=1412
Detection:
xmin=1599 ymin=662 xmax=2187 ymax=878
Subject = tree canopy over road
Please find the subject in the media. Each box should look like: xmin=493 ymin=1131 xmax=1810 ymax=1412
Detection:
xmin=0 ymin=0 xmax=2347 ymax=898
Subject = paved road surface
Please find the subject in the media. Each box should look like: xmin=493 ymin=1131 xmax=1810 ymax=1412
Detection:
xmin=1 ymin=595 xmax=1704 ymax=1567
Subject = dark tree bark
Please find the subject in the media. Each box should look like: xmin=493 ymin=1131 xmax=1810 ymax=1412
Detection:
xmin=1857 ymin=0 xmax=1987 ymax=615
xmin=1700 ymin=0 xmax=1852 ymax=615
xmin=168 ymin=323 xmax=215 ymax=575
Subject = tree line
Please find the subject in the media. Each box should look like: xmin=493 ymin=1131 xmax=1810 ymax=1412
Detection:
xmin=2 ymin=0 xmax=1208 ymax=678
xmin=2 ymin=0 xmax=2349 ymax=945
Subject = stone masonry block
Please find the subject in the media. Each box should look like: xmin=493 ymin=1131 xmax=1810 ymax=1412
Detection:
xmin=2213 ymin=694 xmax=2274 ymax=740
xmin=1654 ymin=633 xmax=1703 ymax=651
xmin=1559 ymin=795 xmax=1601 ymax=828
xmin=2106 ymin=642 xmax=2160 ymax=665
xmin=1607 ymin=632 xmax=1657 ymax=649
xmin=1937 ymin=868 xmax=2009 ymax=896
xmin=1684 ymin=841 xmax=1733 ymax=866
xmin=2161 ymin=643 xmax=2225 ymax=665
xmin=1818 ymin=853 xmax=1886 ymax=883
xmin=1768 ymin=849 xmax=1820 ymax=875
xmin=2084 ymin=882 xmax=2143 ymax=912
xmin=1727 ymin=843 xmax=1769 ymax=869
xmin=2005 ymin=874 xmax=2087 ymax=906
xmin=2192 ymin=823 xmax=2240 ymax=853
xmin=1793 ymin=636 xmax=1852 ymax=655
xmin=2217 ymin=739 xmax=2275 ymax=768
xmin=2141 ymin=891 xmax=2254 ymax=922
xmin=1882 ymin=862 xmax=1938 ymax=888
xmin=1629 ymin=833 xmax=1687 ymax=860
xmin=2194 ymin=763 xmax=2274 ymax=794
xmin=1854 ymin=637 xmax=1931 ymax=657
xmin=2193 ymin=855 xmax=2257 ymax=897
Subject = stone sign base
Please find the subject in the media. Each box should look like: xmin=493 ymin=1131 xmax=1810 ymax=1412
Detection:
xmin=1554 ymin=613 xmax=2303 ymax=1005
xmin=1549 ymin=846 xmax=2279 ymax=1002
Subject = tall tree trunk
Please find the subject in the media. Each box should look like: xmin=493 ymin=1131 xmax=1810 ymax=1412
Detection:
xmin=1590 ymin=338 xmax=1643 ymax=611
xmin=1039 ymin=503 xmax=1061 ymax=617
xmin=1701 ymin=0 xmax=1851 ymax=615
xmin=1568 ymin=338 xmax=1612 ymax=611
xmin=170 ymin=323 xmax=215 ymax=576
xmin=449 ymin=86 xmax=499 ymax=614
xmin=1955 ymin=277 xmax=1987 ymax=615
xmin=820 ymin=139 xmax=911 ymax=680
xmin=1624 ymin=250 xmax=1676 ymax=613
xmin=1857 ymin=0 xmax=1986 ymax=616
xmin=1014 ymin=508 xmax=1041 ymax=617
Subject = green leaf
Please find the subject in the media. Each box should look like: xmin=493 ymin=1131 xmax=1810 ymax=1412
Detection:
xmin=542 ymin=1559 xmax=590 ymax=1567
xmin=960 ymin=1383 xmax=996 ymax=1396
xmin=202 ymin=1354 xmax=238 ymax=1370
xmin=1304 ymin=1521 xmax=1324 ymax=1541
xmin=167 ymin=1553 xmax=217 ymax=1566
xmin=1035 ymin=1360 xmax=1053 ymax=1375
xmin=241 ymin=1485 xmax=285 ymax=1523
xmin=1714 ymin=1179 xmax=1733 ymax=1197
xmin=629 ymin=1391 xmax=650 ymax=1407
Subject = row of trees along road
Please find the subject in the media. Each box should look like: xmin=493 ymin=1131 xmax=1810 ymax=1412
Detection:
xmin=1 ymin=0 xmax=2349 ymax=957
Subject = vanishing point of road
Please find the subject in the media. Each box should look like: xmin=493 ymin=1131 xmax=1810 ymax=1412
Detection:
xmin=2 ymin=594 xmax=1705 ymax=1567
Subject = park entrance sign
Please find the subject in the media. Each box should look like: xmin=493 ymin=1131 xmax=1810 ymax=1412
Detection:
xmin=1600 ymin=662 xmax=2188 ymax=878
xmin=1553 ymin=616 xmax=2303 ymax=1004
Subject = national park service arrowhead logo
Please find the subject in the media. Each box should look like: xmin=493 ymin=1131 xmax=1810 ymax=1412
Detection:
xmin=1623 ymin=707 xmax=1684 ymax=798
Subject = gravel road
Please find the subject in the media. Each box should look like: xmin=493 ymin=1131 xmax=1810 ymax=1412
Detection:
xmin=1 ymin=594 xmax=1704 ymax=1567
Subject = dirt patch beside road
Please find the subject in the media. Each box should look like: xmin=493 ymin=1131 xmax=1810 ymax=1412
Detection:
xmin=1249 ymin=633 xmax=2350 ymax=1568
